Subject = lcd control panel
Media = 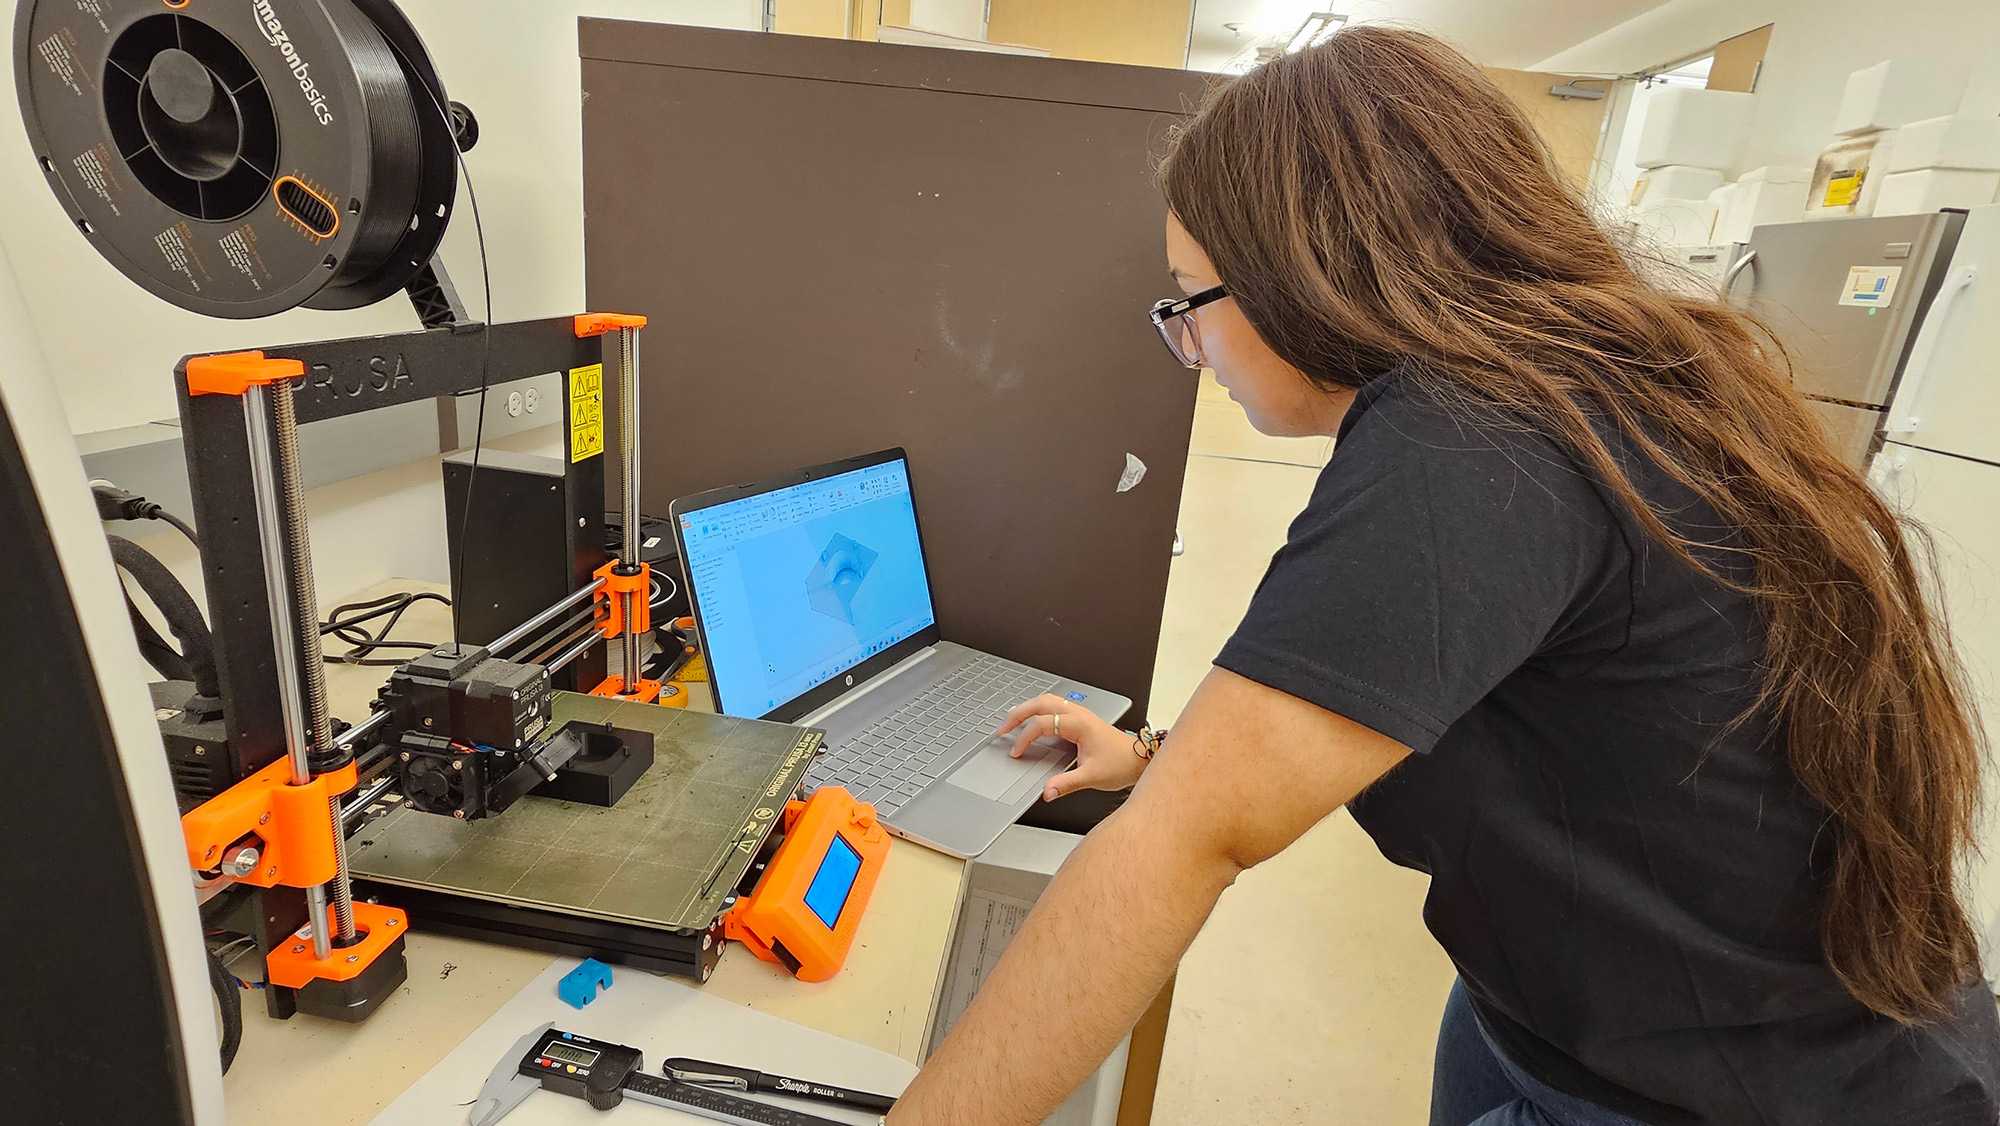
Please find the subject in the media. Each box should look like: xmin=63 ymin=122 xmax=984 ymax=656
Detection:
xmin=724 ymin=786 xmax=890 ymax=982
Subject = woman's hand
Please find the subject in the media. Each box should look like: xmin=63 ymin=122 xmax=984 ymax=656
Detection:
xmin=997 ymin=694 xmax=1150 ymax=802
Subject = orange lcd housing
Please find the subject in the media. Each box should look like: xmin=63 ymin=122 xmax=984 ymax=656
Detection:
xmin=723 ymin=786 xmax=888 ymax=982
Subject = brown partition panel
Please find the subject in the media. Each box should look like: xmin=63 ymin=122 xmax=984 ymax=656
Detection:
xmin=581 ymin=21 xmax=1211 ymax=723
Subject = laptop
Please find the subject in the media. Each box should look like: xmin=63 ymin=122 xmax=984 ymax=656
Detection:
xmin=669 ymin=448 xmax=1131 ymax=858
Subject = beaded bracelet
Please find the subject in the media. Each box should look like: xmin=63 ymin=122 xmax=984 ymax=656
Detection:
xmin=1132 ymin=727 xmax=1167 ymax=760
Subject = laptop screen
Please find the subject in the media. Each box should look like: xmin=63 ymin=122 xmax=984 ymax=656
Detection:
xmin=677 ymin=456 xmax=938 ymax=718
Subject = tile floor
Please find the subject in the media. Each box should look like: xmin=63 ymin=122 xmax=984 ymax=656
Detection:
xmin=1147 ymin=375 xmax=1457 ymax=1124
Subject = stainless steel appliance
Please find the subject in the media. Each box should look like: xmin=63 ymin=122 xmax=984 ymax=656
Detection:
xmin=1729 ymin=212 xmax=1967 ymax=466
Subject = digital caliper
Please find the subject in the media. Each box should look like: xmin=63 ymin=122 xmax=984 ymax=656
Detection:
xmin=468 ymin=1023 xmax=890 ymax=1126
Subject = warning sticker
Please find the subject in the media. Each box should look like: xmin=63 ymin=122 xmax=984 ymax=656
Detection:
xmin=569 ymin=364 xmax=604 ymax=462
xmin=1822 ymin=169 xmax=1866 ymax=209
xmin=1839 ymin=265 xmax=1904 ymax=308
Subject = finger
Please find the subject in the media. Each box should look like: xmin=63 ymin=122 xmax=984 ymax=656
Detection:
xmin=998 ymin=693 xmax=1071 ymax=735
xmin=1043 ymin=764 xmax=1095 ymax=803
xmin=1010 ymin=714 xmax=1059 ymax=758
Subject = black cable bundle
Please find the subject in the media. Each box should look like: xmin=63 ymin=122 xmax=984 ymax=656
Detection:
xmin=105 ymin=534 xmax=221 ymax=704
xmin=205 ymin=946 xmax=242 ymax=1074
xmin=321 ymin=590 xmax=451 ymax=666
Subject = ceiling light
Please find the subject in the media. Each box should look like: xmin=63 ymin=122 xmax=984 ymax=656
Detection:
xmin=1285 ymin=12 xmax=1347 ymax=54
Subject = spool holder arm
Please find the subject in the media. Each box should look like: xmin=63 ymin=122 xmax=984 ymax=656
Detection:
xmin=406 ymin=255 xmax=471 ymax=329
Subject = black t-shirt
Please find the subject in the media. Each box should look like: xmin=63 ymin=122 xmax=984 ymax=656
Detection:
xmin=1214 ymin=367 xmax=2000 ymax=1125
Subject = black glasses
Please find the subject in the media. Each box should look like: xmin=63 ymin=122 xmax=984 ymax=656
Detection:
xmin=1148 ymin=285 xmax=1228 ymax=369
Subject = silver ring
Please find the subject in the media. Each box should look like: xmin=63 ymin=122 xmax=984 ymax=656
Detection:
xmin=1052 ymin=714 xmax=1062 ymax=739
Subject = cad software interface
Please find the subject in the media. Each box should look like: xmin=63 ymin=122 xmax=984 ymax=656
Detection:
xmin=680 ymin=459 xmax=937 ymax=718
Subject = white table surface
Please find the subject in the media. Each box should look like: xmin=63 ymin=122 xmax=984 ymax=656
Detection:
xmin=371 ymin=959 xmax=918 ymax=1125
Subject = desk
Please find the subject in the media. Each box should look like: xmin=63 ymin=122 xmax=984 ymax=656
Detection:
xmin=222 ymin=580 xmax=966 ymax=1124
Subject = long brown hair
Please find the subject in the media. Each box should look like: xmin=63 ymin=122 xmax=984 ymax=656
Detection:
xmin=1161 ymin=26 xmax=1985 ymax=1022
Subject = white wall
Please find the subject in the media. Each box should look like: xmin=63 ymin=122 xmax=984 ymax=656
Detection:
xmin=1539 ymin=0 xmax=2000 ymax=177
xmin=907 ymin=0 xmax=988 ymax=40
xmin=0 ymin=0 xmax=760 ymax=439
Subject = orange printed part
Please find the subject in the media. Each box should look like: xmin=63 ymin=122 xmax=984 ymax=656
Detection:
xmin=185 ymin=351 xmax=306 ymax=397
xmin=574 ymin=313 xmax=648 ymax=337
xmin=590 ymin=675 xmax=662 ymax=703
xmin=593 ymin=560 xmax=652 ymax=638
xmin=181 ymin=758 xmax=356 ymax=888
xmin=264 ymin=901 xmax=407 ymax=989
xmin=723 ymin=786 xmax=889 ymax=983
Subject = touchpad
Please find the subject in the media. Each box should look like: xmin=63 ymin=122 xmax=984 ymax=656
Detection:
xmin=947 ymin=737 xmax=1065 ymax=802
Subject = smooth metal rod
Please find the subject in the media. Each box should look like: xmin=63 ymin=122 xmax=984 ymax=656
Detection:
xmin=242 ymin=385 xmax=314 ymax=789
xmin=617 ymin=325 xmax=644 ymax=695
xmin=548 ymin=629 xmax=605 ymax=676
xmin=303 ymin=885 xmax=332 ymax=961
xmin=619 ymin=326 xmax=641 ymax=566
xmin=342 ymin=773 xmax=398 ymax=827
xmin=523 ymin=619 xmax=602 ymax=670
xmin=621 ymin=593 xmax=642 ymax=693
xmin=334 ymin=708 xmax=390 ymax=748
xmin=487 ymin=577 xmax=607 ymax=655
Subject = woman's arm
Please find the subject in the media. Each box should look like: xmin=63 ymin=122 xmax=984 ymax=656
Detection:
xmin=889 ymin=667 xmax=1412 ymax=1125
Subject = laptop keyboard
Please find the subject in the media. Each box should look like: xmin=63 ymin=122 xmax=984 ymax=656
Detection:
xmin=804 ymin=655 xmax=1059 ymax=815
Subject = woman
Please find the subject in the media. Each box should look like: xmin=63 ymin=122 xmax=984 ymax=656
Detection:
xmin=888 ymin=26 xmax=2000 ymax=1126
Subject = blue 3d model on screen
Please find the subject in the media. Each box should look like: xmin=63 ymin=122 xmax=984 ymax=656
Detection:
xmin=806 ymin=534 xmax=879 ymax=625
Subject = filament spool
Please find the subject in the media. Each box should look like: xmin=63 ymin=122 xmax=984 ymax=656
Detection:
xmin=15 ymin=0 xmax=459 ymax=318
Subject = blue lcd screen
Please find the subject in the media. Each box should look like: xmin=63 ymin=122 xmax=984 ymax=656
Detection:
xmin=802 ymin=835 xmax=863 ymax=929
